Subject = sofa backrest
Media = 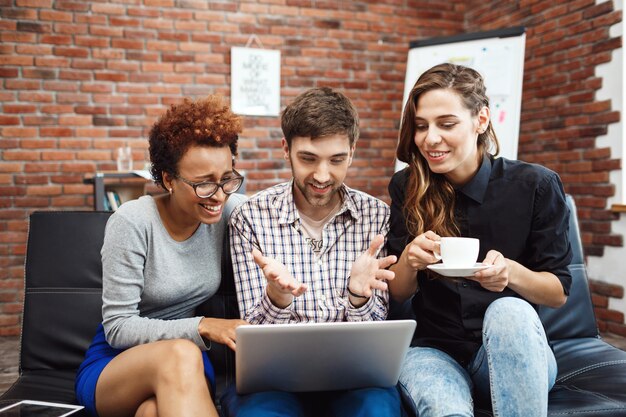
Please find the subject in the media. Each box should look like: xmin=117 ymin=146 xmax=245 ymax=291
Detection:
xmin=21 ymin=210 xmax=239 ymax=395
xmin=538 ymin=194 xmax=599 ymax=340
xmin=21 ymin=211 xmax=111 ymax=372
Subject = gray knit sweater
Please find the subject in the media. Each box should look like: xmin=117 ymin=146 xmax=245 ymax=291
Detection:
xmin=101 ymin=194 xmax=246 ymax=350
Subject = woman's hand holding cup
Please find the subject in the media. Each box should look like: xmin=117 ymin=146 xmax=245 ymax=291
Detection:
xmin=402 ymin=230 xmax=442 ymax=271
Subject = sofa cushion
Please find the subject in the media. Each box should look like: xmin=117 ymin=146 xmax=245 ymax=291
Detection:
xmin=547 ymin=337 xmax=626 ymax=416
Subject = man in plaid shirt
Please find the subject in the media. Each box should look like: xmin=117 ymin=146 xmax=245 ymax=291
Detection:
xmin=221 ymin=87 xmax=401 ymax=417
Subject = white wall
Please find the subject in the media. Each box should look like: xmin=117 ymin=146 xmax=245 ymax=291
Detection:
xmin=587 ymin=0 xmax=626 ymax=316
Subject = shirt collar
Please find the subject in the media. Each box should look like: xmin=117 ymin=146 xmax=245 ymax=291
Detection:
xmin=276 ymin=180 xmax=360 ymax=224
xmin=458 ymin=154 xmax=492 ymax=204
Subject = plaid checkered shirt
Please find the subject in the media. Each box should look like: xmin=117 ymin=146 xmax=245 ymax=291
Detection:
xmin=229 ymin=180 xmax=391 ymax=324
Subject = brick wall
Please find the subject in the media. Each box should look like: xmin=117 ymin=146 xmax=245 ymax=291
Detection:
xmin=0 ymin=0 xmax=465 ymax=335
xmin=591 ymin=279 xmax=626 ymax=336
xmin=0 ymin=0 xmax=623 ymax=336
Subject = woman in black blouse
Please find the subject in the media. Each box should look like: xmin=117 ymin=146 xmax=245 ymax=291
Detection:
xmin=387 ymin=63 xmax=572 ymax=417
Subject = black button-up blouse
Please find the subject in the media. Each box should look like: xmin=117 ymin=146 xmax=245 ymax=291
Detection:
xmin=386 ymin=156 xmax=573 ymax=366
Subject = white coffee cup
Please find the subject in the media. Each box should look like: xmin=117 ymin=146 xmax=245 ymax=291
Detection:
xmin=435 ymin=237 xmax=479 ymax=268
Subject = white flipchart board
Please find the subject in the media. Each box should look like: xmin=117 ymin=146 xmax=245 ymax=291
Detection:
xmin=396 ymin=27 xmax=526 ymax=171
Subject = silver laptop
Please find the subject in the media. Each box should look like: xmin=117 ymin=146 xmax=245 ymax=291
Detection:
xmin=235 ymin=319 xmax=416 ymax=394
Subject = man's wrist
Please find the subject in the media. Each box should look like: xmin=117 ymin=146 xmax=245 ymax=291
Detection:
xmin=266 ymin=286 xmax=293 ymax=309
xmin=347 ymin=286 xmax=368 ymax=299
xmin=347 ymin=276 xmax=370 ymax=308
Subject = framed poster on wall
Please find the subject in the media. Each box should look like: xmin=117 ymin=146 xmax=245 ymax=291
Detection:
xmin=231 ymin=46 xmax=281 ymax=117
xmin=397 ymin=27 xmax=526 ymax=171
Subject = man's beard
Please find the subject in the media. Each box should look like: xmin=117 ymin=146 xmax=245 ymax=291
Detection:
xmin=294 ymin=178 xmax=339 ymax=208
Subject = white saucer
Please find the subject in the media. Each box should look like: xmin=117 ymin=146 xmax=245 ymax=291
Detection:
xmin=426 ymin=263 xmax=491 ymax=277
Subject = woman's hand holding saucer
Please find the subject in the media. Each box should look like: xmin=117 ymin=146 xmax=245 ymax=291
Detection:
xmin=468 ymin=250 xmax=510 ymax=292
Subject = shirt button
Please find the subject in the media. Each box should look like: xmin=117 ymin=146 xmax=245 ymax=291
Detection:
xmin=319 ymin=295 xmax=327 ymax=302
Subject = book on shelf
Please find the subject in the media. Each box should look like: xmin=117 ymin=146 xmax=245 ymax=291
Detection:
xmin=106 ymin=190 xmax=120 ymax=211
xmin=103 ymin=194 xmax=111 ymax=211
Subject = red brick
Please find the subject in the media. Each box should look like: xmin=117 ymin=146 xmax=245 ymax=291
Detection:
xmin=18 ymin=92 xmax=54 ymax=103
xmin=592 ymin=294 xmax=609 ymax=308
xmin=58 ymin=139 xmax=92 ymax=149
xmin=43 ymin=81 xmax=79 ymax=92
xmin=40 ymin=127 xmax=73 ymax=137
xmin=606 ymin=323 xmax=626 ymax=338
xmin=75 ymin=128 xmax=108 ymax=138
xmin=0 ymin=68 xmax=18 ymax=78
xmin=54 ymin=46 xmax=89 ymax=58
xmin=127 ymin=6 xmax=161 ymax=17
xmin=51 ymin=195 xmax=88 ymax=207
xmin=589 ymin=279 xmax=624 ymax=299
xmin=22 ymin=162 xmax=58 ymax=173
xmin=40 ymin=10 xmax=73 ymax=22
xmin=75 ymin=36 xmax=110 ymax=48
xmin=0 ymin=55 xmax=33 ymax=65
xmin=0 ymin=327 xmax=20 ymax=336
xmin=35 ymin=57 xmax=70 ymax=67
xmin=20 ymin=138 xmax=57 ymax=148
xmin=41 ymin=150 xmax=76 ymax=161
xmin=583 ymin=1 xmax=613 ymax=18
xmin=40 ymin=104 xmax=74 ymax=113
xmin=40 ymin=34 xmax=72 ymax=45
xmin=1 ymin=127 xmax=38 ymax=138
xmin=75 ymin=150 xmax=110 ymax=160
xmin=111 ymin=39 xmax=144 ymax=50
xmin=584 ymin=148 xmax=611 ymax=160
xmin=91 ymin=3 xmax=125 ymax=14
xmin=14 ymin=196 xmax=49 ymax=207
xmin=55 ymin=0 xmax=89 ymax=11
xmin=16 ymin=21 xmax=51 ymax=33
xmin=90 ymin=25 xmax=123 ymax=37
xmin=63 ymin=184 xmax=93 ymax=194
xmin=59 ymin=115 xmax=92 ymax=126
xmin=14 ymin=175 xmax=48 ymax=185
xmin=596 ymin=308 xmax=625 ymax=323
xmin=0 ymin=116 xmax=20 ymax=125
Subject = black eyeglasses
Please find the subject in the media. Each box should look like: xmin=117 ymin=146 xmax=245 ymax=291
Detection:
xmin=175 ymin=170 xmax=244 ymax=199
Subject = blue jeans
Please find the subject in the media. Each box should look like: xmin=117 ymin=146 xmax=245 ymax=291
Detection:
xmin=399 ymin=297 xmax=557 ymax=417
xmin=220 ymin=384 xmax=402 ymax=417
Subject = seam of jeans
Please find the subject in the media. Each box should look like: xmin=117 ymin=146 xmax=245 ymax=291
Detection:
xmin=482 ymin=332 xmax=499 ymax=417
xmin=556 ymin=360 xmax=626 ymax=382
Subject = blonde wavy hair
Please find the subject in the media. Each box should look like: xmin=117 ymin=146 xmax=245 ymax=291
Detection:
xmin=396 ymin=63 xmax=500 ymax=237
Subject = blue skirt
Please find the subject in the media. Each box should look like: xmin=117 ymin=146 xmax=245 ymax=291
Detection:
xmin=75 ymin=324 xmax=216 ymax=417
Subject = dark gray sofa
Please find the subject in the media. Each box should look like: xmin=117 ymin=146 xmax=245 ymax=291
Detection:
xmin=1 ymin=195 xmax=625 ymax=416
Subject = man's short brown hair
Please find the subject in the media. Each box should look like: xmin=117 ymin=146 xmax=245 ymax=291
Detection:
xmin=281 ymin=87 xmax=359 ymax=148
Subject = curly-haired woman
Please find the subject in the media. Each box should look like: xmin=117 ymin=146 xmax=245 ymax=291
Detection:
xmin=75 ymin=95 xmax=248 ymax=417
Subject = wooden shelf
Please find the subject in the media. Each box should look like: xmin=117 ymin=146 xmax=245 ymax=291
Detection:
xmin=611 ymin=204 xmax=626 ymax=213
xmin=84 ymin=171 xmax=164 ymax=211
